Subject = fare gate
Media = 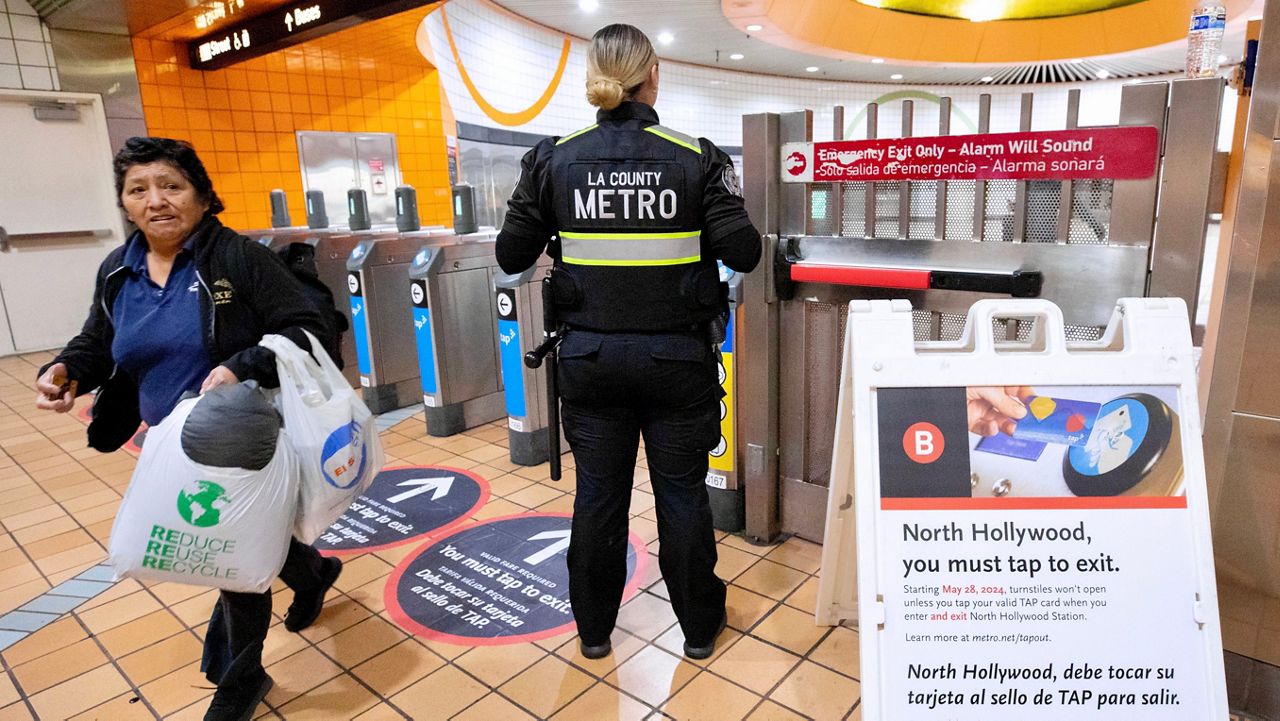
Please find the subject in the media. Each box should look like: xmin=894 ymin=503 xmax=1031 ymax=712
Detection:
xmin=244 ymin=189 xmax=367 ymax=388
xmin=736 ymin=78 xmax=1227 ymax=543
xmin=492 ymin=259 xmax=562 ymax=466
xmin=406 ymin=233 xmax=506 ymax=437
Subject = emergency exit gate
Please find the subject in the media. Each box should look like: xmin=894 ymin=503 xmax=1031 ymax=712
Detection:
xmin=734 ymin=78 xmax=1226 ymax=544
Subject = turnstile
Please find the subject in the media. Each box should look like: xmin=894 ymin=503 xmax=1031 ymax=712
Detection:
xmin=407 ymin=233 xmax=506 ymax=436
xmin=349 ymin=235 xmax=427 ymax=413
xmin=346 ymin=228 xmax=455 ymax=414
xmin=493 ymin=258 xmax=558 ymax=465
xmin=242 ymin=189 xmax=367 ymax=386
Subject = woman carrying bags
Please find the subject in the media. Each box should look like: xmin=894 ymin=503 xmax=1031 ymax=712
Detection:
xmin=34 ymin=137 xmax=343 ymax=721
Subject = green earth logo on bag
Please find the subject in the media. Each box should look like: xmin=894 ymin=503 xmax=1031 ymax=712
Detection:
xmin=177 ymin=480 xmax=230 ymax=528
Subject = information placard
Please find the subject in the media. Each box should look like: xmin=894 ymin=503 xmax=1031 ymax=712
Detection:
xmin=816 ymin=298 xmax=1227 ymax=721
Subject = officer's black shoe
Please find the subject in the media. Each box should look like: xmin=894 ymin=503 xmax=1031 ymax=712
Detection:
xmin=285 ymin=556 xmax=342 ymax=632
xmin=204 ymin=672 xmax=273 ymax=721
xmin=683 ymin=613 xmax=728 ymax=660
xmin=579 ymin=638 xmax=613 ymax=660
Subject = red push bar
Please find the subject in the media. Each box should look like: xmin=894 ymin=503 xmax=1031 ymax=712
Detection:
xmin=789 ymin=263 xmax=931 ymax=290
xmin=783 ymin=261 xmax=1044 ymax=298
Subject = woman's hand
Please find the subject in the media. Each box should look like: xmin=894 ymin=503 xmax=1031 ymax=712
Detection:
xmin=966 ymin=386 xmax=1032 ymax=437
xmin=35 ymin=363 xmax=77 ymax=413
xmin=200 ymin=365 xmax=239 ymax=393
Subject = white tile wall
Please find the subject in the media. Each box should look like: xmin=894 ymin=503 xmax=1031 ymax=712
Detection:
xmin=426 ymin=0 xmax=1232 ymax=151
xmin=0 ymin=0 xmax=58 ymax=91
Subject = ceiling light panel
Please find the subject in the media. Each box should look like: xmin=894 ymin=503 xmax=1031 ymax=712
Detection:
xmin=852 ymin=0 xmax=1144 ymax=21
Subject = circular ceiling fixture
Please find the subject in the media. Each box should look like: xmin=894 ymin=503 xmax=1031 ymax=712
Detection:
xmin=729 ymin=52 xmax=745 ymax=60
xmin=722 ymin=0 xmax=1254 ymax=67
xmin=746 ymin=23 xmax=763 ymax=31
xmin=853 ymin=0 xmax=1144 ymax=22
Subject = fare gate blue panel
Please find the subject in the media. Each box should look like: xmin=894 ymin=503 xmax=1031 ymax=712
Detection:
xmin=498 ymin=318 xmax=525 ymax=418
xmin=350 ymin=296 xmax=372 ymax=376
xmin=413 ymin=307 xmax=438 ymax=395
xmin=348 ymin=271 xmax=372 ymax=377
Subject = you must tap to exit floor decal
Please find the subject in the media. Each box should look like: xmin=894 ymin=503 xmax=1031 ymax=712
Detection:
xmin=385 ymin=513 xmax=648 ymax=646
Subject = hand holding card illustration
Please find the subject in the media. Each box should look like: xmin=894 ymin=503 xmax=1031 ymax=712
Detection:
xmin=966 ymin=386 xmax=1031 ymax=436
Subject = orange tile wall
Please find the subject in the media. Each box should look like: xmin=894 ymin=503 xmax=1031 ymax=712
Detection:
xmin=131 ymin=6 xmax=452 ymax=232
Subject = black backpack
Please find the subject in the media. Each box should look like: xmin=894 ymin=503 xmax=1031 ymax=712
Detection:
xmin=275 ymin=242 xmax=349 ymax=369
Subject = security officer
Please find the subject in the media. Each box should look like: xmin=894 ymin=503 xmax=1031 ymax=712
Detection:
xmin=496 ymin=23 xmax=760 ymax=661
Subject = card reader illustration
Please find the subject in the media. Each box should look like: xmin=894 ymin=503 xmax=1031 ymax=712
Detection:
xmin=970 ymin=389 xmax=1183 ymax=498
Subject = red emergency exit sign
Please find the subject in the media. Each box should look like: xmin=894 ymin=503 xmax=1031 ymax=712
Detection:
xmin=782 ymin=126 xmax=1160 ymax=183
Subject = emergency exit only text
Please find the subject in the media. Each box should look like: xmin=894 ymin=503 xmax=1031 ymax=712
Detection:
xmin=782 ymin=126 xmax=1160 ymax=183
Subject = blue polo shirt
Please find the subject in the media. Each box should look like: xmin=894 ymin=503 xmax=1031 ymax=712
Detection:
xmin=110 ymin=235 xmax=212 ymax=426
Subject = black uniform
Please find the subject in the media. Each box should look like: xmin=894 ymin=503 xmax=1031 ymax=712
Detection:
xmin=496 ymin=101 xmax=760 ymax=648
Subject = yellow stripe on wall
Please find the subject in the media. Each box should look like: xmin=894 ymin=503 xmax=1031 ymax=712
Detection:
xmin=440 ymin=6 xmax=570 ymax=127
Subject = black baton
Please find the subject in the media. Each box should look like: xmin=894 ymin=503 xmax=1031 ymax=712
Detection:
xmin=523 ymin=275 xmax=562 ymax=481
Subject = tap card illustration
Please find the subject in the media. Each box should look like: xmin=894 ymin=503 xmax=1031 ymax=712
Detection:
xmin=1010 ymin=395 xmax=1101 ymax=447
xmin=974 ymin=432 xmax=1046 ymax=461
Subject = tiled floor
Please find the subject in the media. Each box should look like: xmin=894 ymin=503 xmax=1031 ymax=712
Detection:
xmin=0 ymin=351 xmax=862 ymax=720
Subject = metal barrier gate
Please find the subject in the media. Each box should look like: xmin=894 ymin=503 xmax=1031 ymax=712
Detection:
xmin=737 ymin=78 xmax=1226 ymax=543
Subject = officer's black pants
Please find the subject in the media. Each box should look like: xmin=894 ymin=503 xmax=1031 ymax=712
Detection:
xmin=558 ymin=328 xmax=727 ymax=647
xmin=200 ymin=539 xmax=327 ymax=687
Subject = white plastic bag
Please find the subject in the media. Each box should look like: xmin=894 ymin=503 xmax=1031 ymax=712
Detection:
xmin=260 ymin=330 xmax=384 ymax=543
xmin=107 ymin=395 xmax=298 ymax=593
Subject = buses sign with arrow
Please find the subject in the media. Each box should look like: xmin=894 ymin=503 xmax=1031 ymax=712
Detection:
xmin=188 ymin=0 xmax=437 ymax=71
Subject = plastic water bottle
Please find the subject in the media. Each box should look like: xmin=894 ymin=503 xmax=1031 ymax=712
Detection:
xmin=1186 ymin=3 xmax=1227 ymax=78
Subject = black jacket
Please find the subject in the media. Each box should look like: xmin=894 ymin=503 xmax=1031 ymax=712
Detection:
xmin=496 ymin=102 xmax=761 ymax=331
xmin=41 ymin=216 xmax=330 ymax=450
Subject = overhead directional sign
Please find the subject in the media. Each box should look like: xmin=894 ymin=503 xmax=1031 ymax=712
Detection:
xmin=188 ymin=0 xmax=437 ymax=71
xmin=315 ymin=466 xmax=488 ymax=554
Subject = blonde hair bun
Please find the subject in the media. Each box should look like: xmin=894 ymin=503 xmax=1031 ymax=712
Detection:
xmin=586 ymin=24 xmax=657 ymax=111
xmin=586 ymin=77 xmax=626 ymax=110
